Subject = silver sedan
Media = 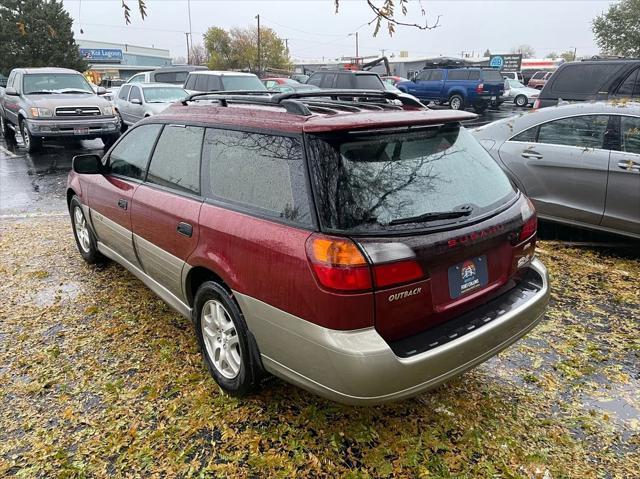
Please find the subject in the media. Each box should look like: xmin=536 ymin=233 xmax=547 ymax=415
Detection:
xmin=502 ymin=79 xmax=540 ymax=107
xmin=114 ymin=83 xmax=187 ymax=128
xmin=472 ymin=101 xmax=640 ymax=239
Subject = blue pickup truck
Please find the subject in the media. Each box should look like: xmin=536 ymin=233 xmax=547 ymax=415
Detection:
xmin=397 ymin=68 xmax=505 ymax=112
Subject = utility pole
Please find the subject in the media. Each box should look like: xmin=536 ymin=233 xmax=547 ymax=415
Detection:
xmin=187 ymin=0 xmax=193 ymax=64
xmin=285 ymin=38 xmax=289 ymax=55
xmin=348 ymin=32 xmax=359 ymax=61
xmin=255 ymin=14 xmax=261 ymax=75
xmin=185 ymin=32 xmax=190 ymax=64
xmin=573 ymin=47 xmax=577 ymax=61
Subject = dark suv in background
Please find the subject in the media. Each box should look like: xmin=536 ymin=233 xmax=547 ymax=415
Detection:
xmin=397 ymin=68 xmax=505 ymax=112
xmin=67 ymin=89 xmax=549 ymax=405
xmin=535 ymin=59 xmax=640 ymax=108
xmin=306 ymin=70 xmax=386 ymax=90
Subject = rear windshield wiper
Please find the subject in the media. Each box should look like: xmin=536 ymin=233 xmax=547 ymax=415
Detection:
xmin=387 ymin=205 xmax=473 ymax=226
xmin=25 ymin=91 xmax=52 ymax=94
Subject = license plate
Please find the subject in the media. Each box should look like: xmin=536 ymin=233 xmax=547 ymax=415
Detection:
xmin=74 ymin=127 xmax=89 ymax=135
xmin=448 ymin=255 xmax=489 ymax=299
xmin=491 ymin=96 xmax=496 ymax=101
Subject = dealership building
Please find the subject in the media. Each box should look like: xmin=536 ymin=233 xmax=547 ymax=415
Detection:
xmin=78 ymin=39 xmax=171 ymax=83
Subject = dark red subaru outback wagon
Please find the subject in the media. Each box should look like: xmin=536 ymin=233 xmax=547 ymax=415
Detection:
xmin=67 ymin=90 xmax=549 ymax=405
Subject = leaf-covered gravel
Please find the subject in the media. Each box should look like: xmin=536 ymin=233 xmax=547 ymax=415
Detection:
xmin=0 ymin=217 xmax=638 ymax=478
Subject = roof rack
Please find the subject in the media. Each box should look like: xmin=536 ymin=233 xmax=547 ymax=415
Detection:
xmin=180 ymin=88 xmax=425 ymax=117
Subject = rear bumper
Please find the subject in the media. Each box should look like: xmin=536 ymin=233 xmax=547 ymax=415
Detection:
xmin=235 ymin=258 xmax=550 ymax=405
xmin=25 ymin=117 xmax=119 ymax=138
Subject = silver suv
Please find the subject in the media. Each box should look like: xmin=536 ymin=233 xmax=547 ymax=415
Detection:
xmin=0 ymin=67 xmax=119 ymax=152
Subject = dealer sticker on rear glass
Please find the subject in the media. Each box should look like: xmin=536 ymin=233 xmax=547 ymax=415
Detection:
xmin=448 ymin=256 xmax=489 ymax=299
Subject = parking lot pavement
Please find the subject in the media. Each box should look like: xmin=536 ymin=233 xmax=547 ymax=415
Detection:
xmin=0 ymin=109 xmax=638 ymax=477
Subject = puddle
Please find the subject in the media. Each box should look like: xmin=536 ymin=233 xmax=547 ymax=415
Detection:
xmin=34 ymin=281 xmax=81 ymax=307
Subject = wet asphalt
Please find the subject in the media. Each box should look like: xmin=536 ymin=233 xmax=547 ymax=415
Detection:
xmin=0 ymin=104 xmax=520 ymax=218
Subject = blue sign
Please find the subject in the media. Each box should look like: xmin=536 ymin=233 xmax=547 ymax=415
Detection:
xmin=489 ymin=56 xmax=504 ymax=69
xmin=80 ymin=48 xmax=123 ymax=63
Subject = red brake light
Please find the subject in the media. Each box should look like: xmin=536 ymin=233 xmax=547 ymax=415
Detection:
xmin=519 ymin=198 xmax=537 ymax=242
xmin=373 ymin=260 xmax=423 ymax=288
xmin=476 ymin=83 xmax=484 ymax=93
xmin=532 ymin=98 xmax=541 ymax=109
xmin=306 ymin=234 xmax=372 ymax=292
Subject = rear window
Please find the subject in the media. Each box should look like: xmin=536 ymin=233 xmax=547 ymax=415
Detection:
xmin=354 ymin=74 xmax=384 ymax=90
xmin=551 ymin=64 xmax=621 ymax=94
xmin=308 ymin=126 xmax=516 ymax=233
xmin=153 ymin=71 xmax=189 ymax=84
xmin=221 ymin=75 xmax=266 ymax=91
xmin=481 ymin=70 xmax=504 ymax=82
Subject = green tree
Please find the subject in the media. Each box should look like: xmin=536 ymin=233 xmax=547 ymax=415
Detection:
xmin=560 ymin=50 xmax=576 ymax=62
xmin=204 ymin=25 xmax=291 ymax=72
xmin=592 ymin=0 xmax=640 ymax=57
xmin=0 ymin=0 xmax=86 ymax=76
xmin=545 ymin=52 xmax=559 ymax=59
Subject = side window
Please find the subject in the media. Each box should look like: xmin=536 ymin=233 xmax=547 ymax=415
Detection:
xmin=511 ymin=127 xmax=538 ymax=143
xmin=320 ymin=73 xmax=336 ymax=88
xmin=184 ymin=75 xmax=196 ymax=90
xmin=128 ymin=74 xmax=143 ymax=83
xmin=146 ymin=125 xmax=204 ymax=194
xmin=202 ymin=129 xmax=312 ymax=225
xmin=430 ymin=70 xmax=443 ymax=81
xmin=335 ymin=74 xmax=352 ymax=89
xmin=468 ymin=70 xmax=480 ymax=81
xmin=618 ymin=69 xmax=639 ymax=97
xmin=538 ymin=115 xmax=609 ymax=149
xmin=118 ymin=84 xmax=131 ymax=100
xmin=195 ymin=75 xmax=209 ymax=91
xmin=307 ymin=74 xmax=323 ymax=87
xmin=621 ymin=116 xmax=640 ymax=155
xmin=206 ymin=75 xmax=222 ymax=91
xmin=265 ymin=80 xmax=275 ymax=89
xmin=108 ymin=124 xmax=163 ymax=180
xmin=417 ymin=70 xmax=431 ymax=81
xmin=447 ymin=70 xmax=468 ymax=81
xmin=129 ymin=86 xmax=142 ymax=103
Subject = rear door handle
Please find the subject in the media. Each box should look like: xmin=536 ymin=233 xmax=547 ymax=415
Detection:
xmin=521 ymin=150 xmax=543 ymax=160
xmin=177 ymin=222 xmax=193 ymax=237
xmin=617 ymin=159 xmax=640 ymax=172
xmin=117 ymin=199 xmax=128 ymax=210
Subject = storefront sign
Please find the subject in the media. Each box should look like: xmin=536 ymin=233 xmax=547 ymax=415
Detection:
xmin=80 ymin=48 xmax=123 ymax=63
xmin=489 ymin=54 xmax=522 ymax=72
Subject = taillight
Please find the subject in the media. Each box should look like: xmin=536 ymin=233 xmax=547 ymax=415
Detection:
xmin=532 ymin=98 xmax=541 ymax=109
xmin=373 ymin=260 xmax=423 ymax=288
xmin=306 ymin=234 xmax=372 ymax=292
xmin=476 ymin=83 xmax=484 ymax=93
xmin=519 ymin=197 xmax=537 ymax=242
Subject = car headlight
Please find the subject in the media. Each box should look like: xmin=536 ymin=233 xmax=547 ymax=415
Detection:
xmin=101 ymin=105 xmax=115 ymax=116
xmin=29 ymin=107 xmax=53 ymax=118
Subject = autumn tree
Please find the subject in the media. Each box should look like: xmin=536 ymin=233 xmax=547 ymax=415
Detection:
xmin=0 ymin=0 xmax=86 ymax=76
xmin=203 ymin=25 xmax=290 ymax=72
xmin=592 ymin=0 xmax=640 ymax=57
xmin=189 ymin=44 xmax=208 ymax=66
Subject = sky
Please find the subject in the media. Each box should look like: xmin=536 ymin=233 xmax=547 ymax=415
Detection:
xmin=60 ymin=0 xmax=616 ymax=61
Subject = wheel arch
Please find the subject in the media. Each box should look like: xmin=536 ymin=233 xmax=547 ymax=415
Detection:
xmin=185 ymin=265 xmax=231 ymax=308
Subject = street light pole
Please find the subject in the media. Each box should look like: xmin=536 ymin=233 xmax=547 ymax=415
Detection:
xmin=185 ymin=32 xmax=190 ymax=64
xmin=255 ymin=14 xmax=261 ymax=75
xmin=348 ymin=32 xmax=359 ymax=61
xmin=187 ymin=0 xmax=193 ymax=64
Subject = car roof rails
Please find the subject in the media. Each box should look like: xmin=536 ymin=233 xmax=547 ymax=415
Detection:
xmin=180 ymin=89 xmax=425 ymax=117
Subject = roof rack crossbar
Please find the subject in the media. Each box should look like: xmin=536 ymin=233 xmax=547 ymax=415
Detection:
xmin=271 ymin=89 xmax=424 ymax=108
xmin=181 ymin=90 xmax=271 ymax=105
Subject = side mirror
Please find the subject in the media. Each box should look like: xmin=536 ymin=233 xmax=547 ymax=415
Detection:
xmin=131 ymin=98 xmax=142 ymax=105
xmin=72 ymin=154 xmax=104 ymax=174
xmin=5 ymin=86 xmax=18 ymax=95
xmin=97 ymin=86 xmax=107 ymax=95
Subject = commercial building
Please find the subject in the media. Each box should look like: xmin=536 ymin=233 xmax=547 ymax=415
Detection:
xmin=78 ymin=39 xmax=171 ymax=83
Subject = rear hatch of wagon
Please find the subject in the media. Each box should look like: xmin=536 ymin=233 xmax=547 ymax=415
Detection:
xmin=306 ymin=123 xmax=537 ymax=342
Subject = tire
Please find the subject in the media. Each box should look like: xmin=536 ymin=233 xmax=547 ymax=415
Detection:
xmin=101 ymin=133 xmax=120 ymax=149
xmin=473 ymin=103 xmax=488 ymax=113
xmin=194 ymin=281 xmax=263 ymax=397
xmin=1 ymin=114 xmax=14 ymax=139
xmin=449 ymin=94 xmax=464 ymax=110
xmin=116 ymin=110 xmax=127 ymax=133
xmin=515 ymin=95 xmax=528 ymax=107
xmin=20 ymin=119 xmax=42 ymax=153
xmin=70 ymin=195 xmax=105 ymax=264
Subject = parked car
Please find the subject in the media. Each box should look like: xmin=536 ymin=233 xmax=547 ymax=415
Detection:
xmin=67 ymin=89 xmax=549 ymax=405
xmin=114 ymin=83 xmax=187 ymax=129
xmin=382 ymin=75 xmax=410 ymax=86
xmin=184 ymin=71 xmax=267 ymax=93
xmin=535 ymin=59 xmax=640 ymax=109
xmin=502 ymin=72 xmax=524 ymax=83
xmin=307 ymin=70 xmax=386 ymax=90
xmin=472 ymin=101 xmax=640 ymax=239
xmin=502 ymin=79 xmax=539 ymax=107
xmin=0 ymin=67 xmax=119 ymax=152
xmin=383 ymin=81 xmax=422 ymax=105
xmin=100 ymin=78 xmax=126 ymax=89
xmin=267 ymin=83 xmax=320 ymax=94
xmin=527 ymin=71 xmax=553 ymax=90
xmin=290 ymin=74 xmax=309 ymax=84
xmin=126 ymin=65 xmax=208 ymax=85
xmin=262 ymin=77 xmax=301 ymax=90
xmin=397 ymin=68 xmax=505 ymax=113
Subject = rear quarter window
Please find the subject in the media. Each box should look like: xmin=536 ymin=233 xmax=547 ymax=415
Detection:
xmin=354 ymin=75 xmax=383 ymax=89
xmin=550 ymin=64 xmax=622 ymax=95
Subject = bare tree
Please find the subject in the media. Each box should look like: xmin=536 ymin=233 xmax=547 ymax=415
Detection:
xmin=188 ymin=44 xmax=207 ymax=66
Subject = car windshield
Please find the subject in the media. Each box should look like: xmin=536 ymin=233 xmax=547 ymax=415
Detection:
xmin=307 ymin=126 xmax=516 ymax=233
xmin=508 ymin=79 xmax=526 ymax=88
xmin=23 ymin=73 xmax=94 ymax=94
xmin=221 ymin=75 xmax=266 ymax=91
xmin=143 ymin=87 xmax=188 ymax=103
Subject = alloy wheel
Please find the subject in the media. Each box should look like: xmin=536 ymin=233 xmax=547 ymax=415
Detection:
xmin=201 ymin=299 xmax=242 ymax=379
xmin=21 ymin=122 xmax=30 ymax=150
xmin=73 ymin=206 xmax=91 ymax=253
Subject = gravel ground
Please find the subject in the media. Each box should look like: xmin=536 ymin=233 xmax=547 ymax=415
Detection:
xmin=0 ymin=216 xmax=638 ymax=478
